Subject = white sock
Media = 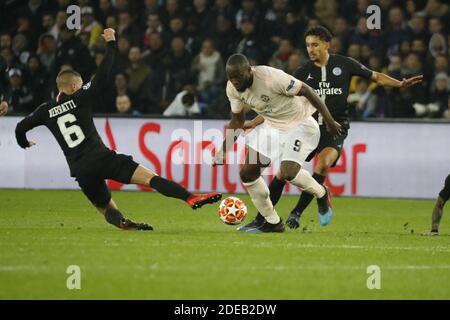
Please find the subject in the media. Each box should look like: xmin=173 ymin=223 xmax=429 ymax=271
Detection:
xmin=243 ymin=177 xmax=280 ymax=224
xmin=288 ymin=169 xmax=325 ymax=198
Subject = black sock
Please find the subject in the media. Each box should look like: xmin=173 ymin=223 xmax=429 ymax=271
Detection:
xmin=105 ymin=208 xmax=124 ymax=228
xmin=293 ymin=173 xmax=326 ymax=215
xmin=149 ymin=176 xmax=191 ymax=201
xmin=255 ymin=176 xmax=286 ymax=222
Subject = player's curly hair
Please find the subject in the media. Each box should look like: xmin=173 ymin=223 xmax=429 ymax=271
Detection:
xmin=304 ymin=26 xmax=333 ymax=42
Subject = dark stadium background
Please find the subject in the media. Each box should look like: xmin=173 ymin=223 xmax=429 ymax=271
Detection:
xmin=0 ymin=0 xmax=448 ymax=119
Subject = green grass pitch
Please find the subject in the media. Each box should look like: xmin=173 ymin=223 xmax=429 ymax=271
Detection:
xmin=0 ymin=189 xmax=449 ymax=299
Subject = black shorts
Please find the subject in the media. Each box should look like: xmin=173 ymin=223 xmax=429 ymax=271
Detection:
xmin=439 ymin=174 xmax=450 ymax=202
xmin=305 ymin=124 xmax=349 ymax=167
xmin=75 ymin=150 xmax=139 ymax=207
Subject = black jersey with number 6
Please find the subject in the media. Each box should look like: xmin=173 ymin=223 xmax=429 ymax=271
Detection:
xmin=15 ymin=41 xmax=117 ymax=177
xmin=294 ymin=54 xmax=373 ymax=127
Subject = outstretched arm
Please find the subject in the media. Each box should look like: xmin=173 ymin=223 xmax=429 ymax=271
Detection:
xmin=88 ymin=28 xmax=117 ymax=92
xmin=372 ymin=72 xmax=423 ymax=88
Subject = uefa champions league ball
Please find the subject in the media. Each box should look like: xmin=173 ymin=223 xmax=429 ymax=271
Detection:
xmin=218 ymin=196 xmax=248 ymax=225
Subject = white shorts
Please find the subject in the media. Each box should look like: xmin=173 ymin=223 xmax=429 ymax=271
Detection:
xmin=245 ymin=116 xmax=320 ymax=166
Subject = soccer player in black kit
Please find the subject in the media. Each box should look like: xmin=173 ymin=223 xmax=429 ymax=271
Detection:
xmin=428 ymin=174 xmax=450 ymax=236
xmin=15 ymin=29 xmax=221 ymax=231
xmin=239 ymin=26 xmax=423 ymax=231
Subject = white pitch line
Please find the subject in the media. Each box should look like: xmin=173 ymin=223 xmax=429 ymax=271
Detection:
xmin=2 ymin=264 xmax=450 ymax=272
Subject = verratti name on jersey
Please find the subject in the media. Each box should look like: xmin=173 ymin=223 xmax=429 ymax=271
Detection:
xmin=48 ymin=100 xmax=77 ymax=118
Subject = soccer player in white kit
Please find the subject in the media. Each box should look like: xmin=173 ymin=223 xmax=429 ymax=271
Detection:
xmin=213 ymin=54 xmax=342 ymax=233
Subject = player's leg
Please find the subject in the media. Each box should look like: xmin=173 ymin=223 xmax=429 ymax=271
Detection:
xmin=241 ymin=171 xmax=286 ymax=229
xmin=240 ymin=148 xmax=284 ymax=233
xmin=130 ymin=164 xmax=221 ymax=209
xmin=280 ymin=118 xmax=332 ymax=227
xmin=76 ymin=175 xmax=152 ymax=231
xmin=286 ymin=147 xmax=338 ymax=228
xmin=103 ymin=151 xmax=221 ymax=209
xmin=430 ymin=174 xmax=450 ymax=235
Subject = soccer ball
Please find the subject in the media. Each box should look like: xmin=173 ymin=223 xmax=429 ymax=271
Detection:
xmin=218 ymin=196 xmax=248 ymax=225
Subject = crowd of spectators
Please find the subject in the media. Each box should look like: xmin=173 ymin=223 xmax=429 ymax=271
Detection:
xmin=0 ymin=0 xmax=449 ymax=119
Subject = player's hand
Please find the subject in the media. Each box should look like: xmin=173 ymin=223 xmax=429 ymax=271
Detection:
xmin=0 ymin=101 xmax=8 ymax=116
xmin=212 ymin=150 xmax=226 ymax=166
xmin=400 ymin=75 xmax=423 ymax=88
xmin=326 ymin=121 xmax=343 ymax=139
xmin=28 ymin=140 xmax=36 ymax=148
xmin=102 ymin=28 xmax=116 ymax=42
xmin=242 ymin=121 xmax=255 ymax=134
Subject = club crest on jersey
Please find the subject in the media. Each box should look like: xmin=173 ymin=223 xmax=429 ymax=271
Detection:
xmin=82 ymin=82 xmax=91 ymax=90
xmin=260 ymin=94 xmax=270 ymax=102
xmin=332 ymin=67 xmax=342 ymax=76
xmin=286 ymin=80 xmax=295 ymax=92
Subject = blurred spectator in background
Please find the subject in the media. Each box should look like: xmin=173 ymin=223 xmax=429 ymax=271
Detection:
xmin=97 ymin=0 xmax=116 ymax=26
xmin=428 ymin=72 xmax=449 ymax=117
xmin=163 ymin=89 xmax=201 ymax=117
xmin=348 ymin=78 xmax=378 ymax=119
xmin=12 ymin=33 xmax=31 ymax=65
xmin=144 ymin=32 xmax=167 ymax=70
xmin=161 ymin=0 xmax=185 ymax=28
xmin=41 ymin=12 xmax=59 ymax=41
xmin=116 ymin=94 xmax=139 ymax=115
xmin=236 ymin=16 xmax=262 ymax=64
xmin=314 ymin=0 xmax=337 ymax=30
xmin=444 ymin=97 xmax=450 ymax=119
xmin=77 ymin=6 xmax=103 ymax=50
xmin=235 ymin=0 xmax=260 ymax=30
xmin=143 ymin=12 xmax=165 ymax=50
xmin=212 ymin=14 xmax=238 ymax=59
xmin=53 ymin=25 xmax=95 ymax=82
xmin=25 ymin=53 xmax=48 ymax=106
xmin=429 ymin=33 xmax=447 ymax=59
xmin=0 ymin=0 xmax=447 ymax=119
xmin=187 ymin=0 xmax=214 ymax=39
xmin=191 ymin=38 xmax=225 ymax=113
xmin=285 ymin=51 xmax=303 ymax=75
xmin=269 ymin=38 xmax=296 ymax=71
xmin=0 ymin=33 xmax=12 ymax=50
xmin=4 ymin=68 xmax=34 ymax=114
xmin=434 ymin=54 xmax=449 ymax=74
xmin=125 ymin=46 xmax=151 ymax=111
xmin=117 ymin=10 xmax=140 ymax=46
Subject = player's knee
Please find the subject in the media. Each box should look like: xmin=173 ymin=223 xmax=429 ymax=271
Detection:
xmin=279 ymin=162 xmax=300 ymax=181
xmin=240 ymin=166 xmax=259 ymax=183
xmin=316 ymin=159 xmax=333 ymax=175
xmin=445 ymin=174 xmax=450 ymax=189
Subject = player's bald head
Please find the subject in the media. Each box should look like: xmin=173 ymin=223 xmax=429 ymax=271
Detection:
xmin=56 ymin=70 xmax=82 ymax=93
xmin=226 ymin=54 xmax=253 ymax=92
xmin=226 ymin=53 xmax=250 ymax=72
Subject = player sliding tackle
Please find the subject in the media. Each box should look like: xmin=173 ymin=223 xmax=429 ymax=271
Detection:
xmin=213 ymin=53 xmax=342 ymax=233
xmin=15 ymin=28 xmax=221 ymax=231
